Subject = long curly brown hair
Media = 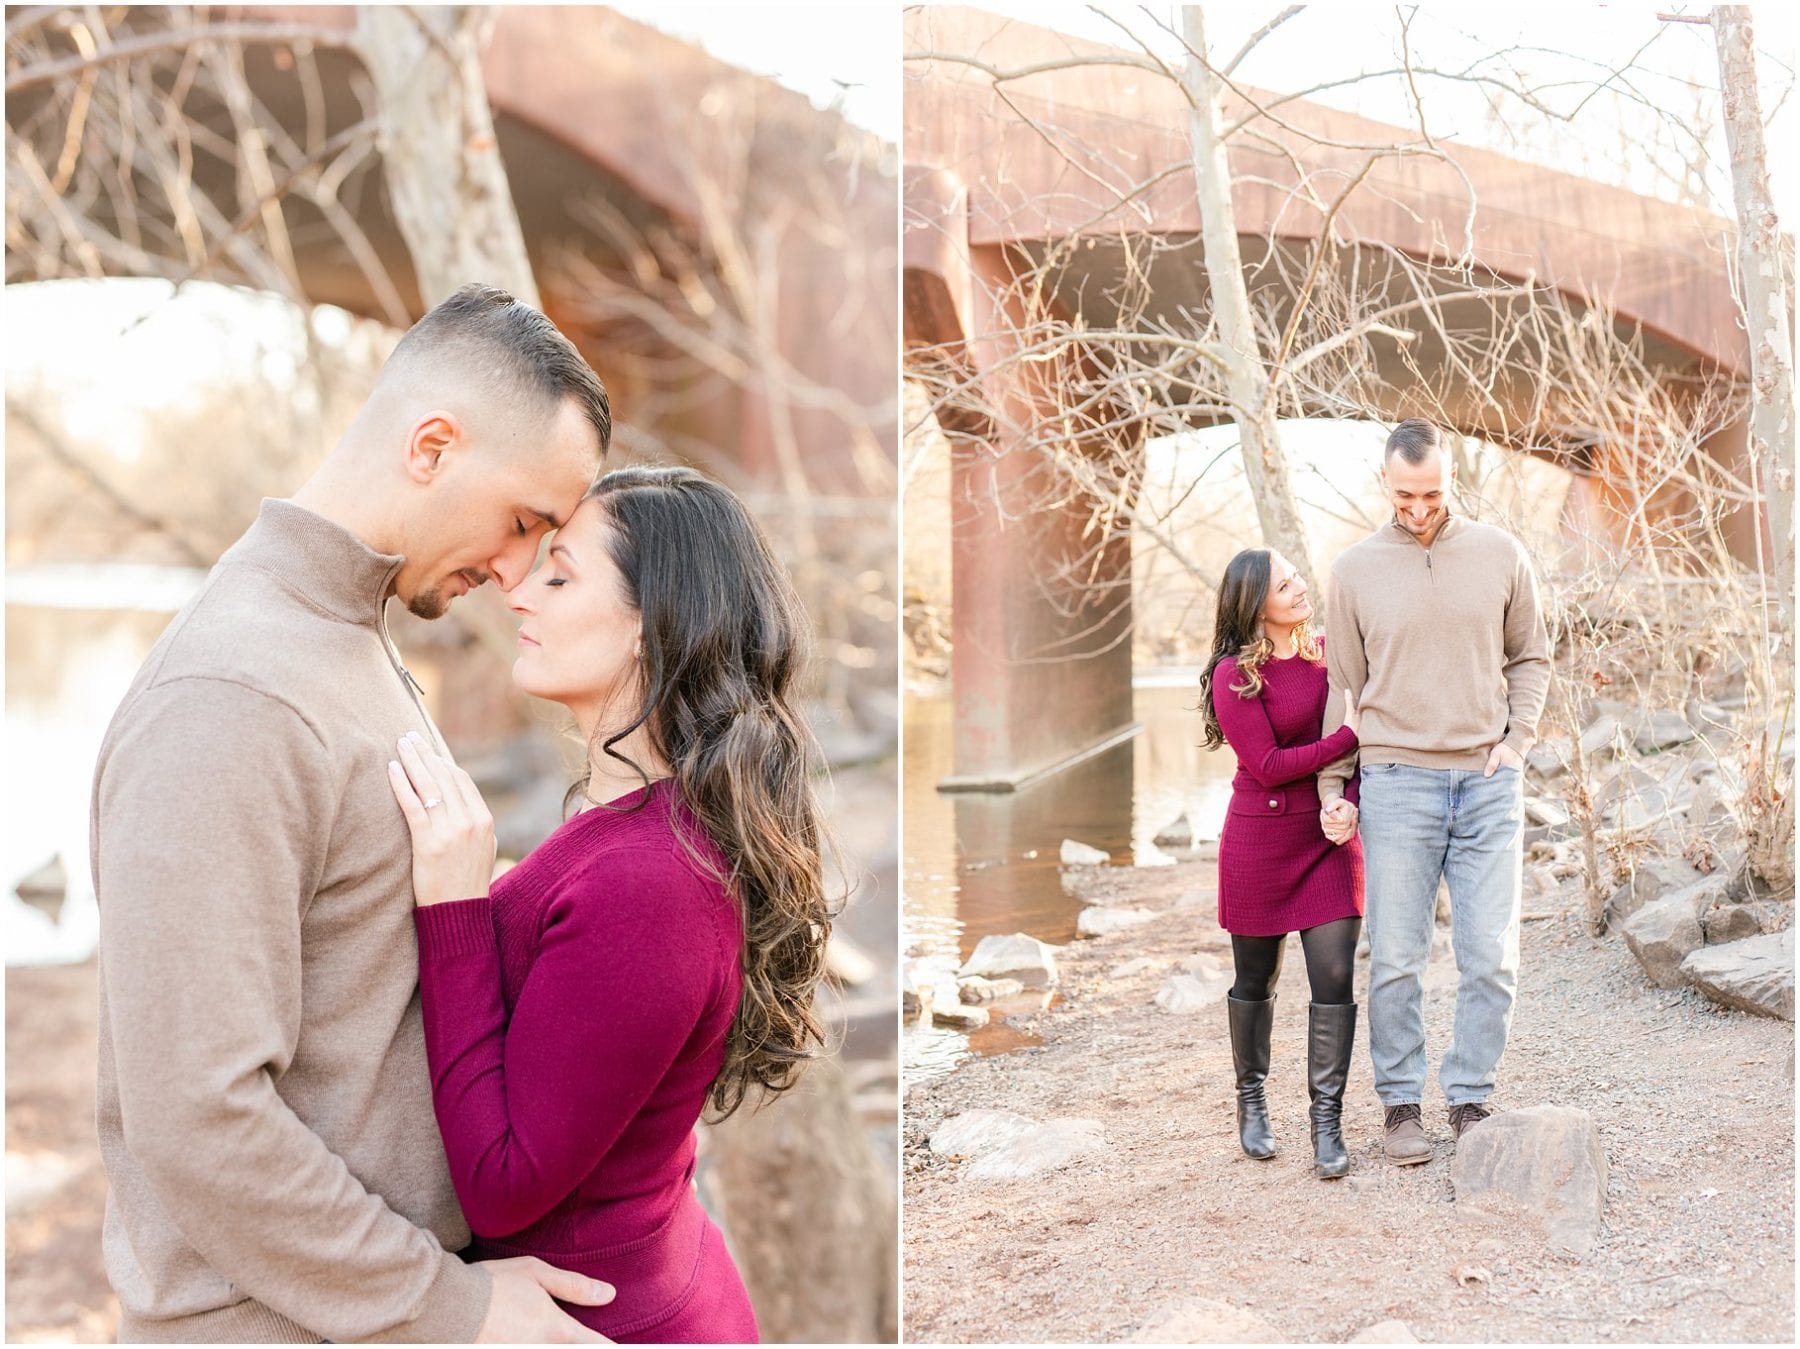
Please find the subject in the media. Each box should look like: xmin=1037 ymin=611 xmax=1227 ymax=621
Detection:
xmin=1198 ymin=548 xmax=1322 ymax=750
xmin=565 ymin=465 xmax=839 ymax=1118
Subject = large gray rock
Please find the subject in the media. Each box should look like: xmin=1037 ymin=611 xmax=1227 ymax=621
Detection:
xmin=1606 ymin=859 xmax=1710 ymax=924
xmin=959 ymin=933 xmax=1062 ymax=987
xmin=1579 ymin=715 xmax=1631 ymax=760
xmin=1126 ymin=1298 xmax=1285 ymax=1344
xmin=928 ymin=1109 xmax=1040 ymax=1158
xmin=1077 ymin=906 xmax=1158 ymax=938
xmin=965 ymin=1118 xmax=1105 ymax=1180
xmin=1701 ymin=900 xmax=1769 ymax=945
xmin=1451 ymin=1105 xmax=1608 ymax=1259
xmin=1622 ymin=894 xmax=1704 ymax=987
xmin=1679 ymin=931 xmax=1795 ymax=1020
xmin=1594 ymin=764 xmax=1661 ymax=818
xmin=1635 ymin=709 xmax=1698 ymax=753
xmin=931 ymin=1110 xmax=1105 ymax=1181
xmin=1524 ymin=796 xmax=1570 ymax=829
xmin=1156 ymin=953 xmax=1232 ymax=1015
xmin=1527 ymin=737 xmax=1571 ymax=778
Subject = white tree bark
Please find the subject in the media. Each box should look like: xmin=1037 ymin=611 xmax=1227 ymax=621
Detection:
xmin=354 ymin=7 xmax=537 ymax=308
xmin=1712 ymin=7 xmax=1794 ymax=633
xmin=1711 ymin=7 xmax=1795 ymax=890
xmin=1180 ymin=5 xmax=1319 ymax=592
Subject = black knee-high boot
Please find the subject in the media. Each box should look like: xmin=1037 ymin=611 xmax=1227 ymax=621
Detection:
xmin=1227 ymin=994 xmax=1277 ymax=1159
xmin=1308 ymin=1002 xmax=1357 ymax=1179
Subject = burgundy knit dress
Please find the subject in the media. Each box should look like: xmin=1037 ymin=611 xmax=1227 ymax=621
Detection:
xmin=1211 ymin=647 xmax=1365 ymax=937
xmin=413 ymin=778 xmax=758 ymax=1344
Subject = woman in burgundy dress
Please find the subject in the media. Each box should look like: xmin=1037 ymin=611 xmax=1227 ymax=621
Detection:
xmin=1200 ymin=547 xmax=1363 ymax=1179
xmin=386 ymin=466 xmax=834 ymax=1342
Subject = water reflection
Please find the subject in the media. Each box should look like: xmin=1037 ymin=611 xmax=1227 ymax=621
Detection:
xmin=6 ymin=599 xmax=184 ymax=964
xmin=904 ymin=679 xmax=1240 ymax=1082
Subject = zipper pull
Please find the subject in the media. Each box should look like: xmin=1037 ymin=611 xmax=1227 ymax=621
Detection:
xmin=400 ymin=664 xmax=425 ymax=697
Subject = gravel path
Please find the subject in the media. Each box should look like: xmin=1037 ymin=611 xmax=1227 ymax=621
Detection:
xmin=902 ymin=857 xmax=1795 ymax=1344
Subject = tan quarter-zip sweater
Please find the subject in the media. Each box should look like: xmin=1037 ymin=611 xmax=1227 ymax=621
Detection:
xmin=1318 ymin=513 xmax=1551 ymax=805
xmin=90 ymin=500 xmax=491 ymax=1343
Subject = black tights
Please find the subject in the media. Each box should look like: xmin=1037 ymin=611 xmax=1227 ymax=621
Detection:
xmin=1229 ymin=916 xmax=1360 ymax=1006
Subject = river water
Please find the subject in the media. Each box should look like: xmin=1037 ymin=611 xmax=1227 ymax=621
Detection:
xmin=5 ymin=567 xmax=207 ymax=964
xmin=903 ymin=678 xmax=1239 ymax=1082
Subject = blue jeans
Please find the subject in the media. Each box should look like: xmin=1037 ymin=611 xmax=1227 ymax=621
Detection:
xmin=1359 ymin=762 xmax=1523 ymax=1107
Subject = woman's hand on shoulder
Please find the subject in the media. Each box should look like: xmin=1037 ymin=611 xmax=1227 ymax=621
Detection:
xmin=388 ymin=731 xmax=496 ymax=907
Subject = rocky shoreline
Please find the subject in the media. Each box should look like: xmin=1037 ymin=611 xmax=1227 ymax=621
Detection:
xmin=903 ymin=699 xmax=1794 ymax=1343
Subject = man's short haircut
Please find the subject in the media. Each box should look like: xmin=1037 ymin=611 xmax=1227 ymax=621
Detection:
xmin=384 ymin=282 xmax=611 ymax=455
xmin=1385 ymin=418 xmax=1444 ymax=465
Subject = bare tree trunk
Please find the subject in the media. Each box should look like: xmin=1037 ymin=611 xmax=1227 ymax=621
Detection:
xmin=354 ymin=7 xmax=537 ymax=307
xmin=1712 ymin=7 xmax=1795 ymax=634
xmin=700 ymin=1060 xmax=896 ymax=1343
xmin=1179 ymin=6 xmax=1318 ymax=592
xmin=1712 ymin=6 xmax=1796 ymax=893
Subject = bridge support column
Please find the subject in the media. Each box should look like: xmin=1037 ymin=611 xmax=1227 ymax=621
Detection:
xmin=944 ymin=257 xmax=1139 ymax=790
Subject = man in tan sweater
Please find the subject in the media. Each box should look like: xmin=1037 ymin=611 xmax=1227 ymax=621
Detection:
xmin=91 ymin=285 xmax=615 ymax=1341
xmin=1317 ymin=419 xmax=1550 ymax=1165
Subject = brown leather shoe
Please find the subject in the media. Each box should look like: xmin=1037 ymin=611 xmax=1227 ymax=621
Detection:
xmin=1383 ymin=1103 xmax=1433 ymax=1165
xmin=1447 ymin=1101 xmax=1492 ymax=1140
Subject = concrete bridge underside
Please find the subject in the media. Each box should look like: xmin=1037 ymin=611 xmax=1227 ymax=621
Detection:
xmin=905 ymin=6 xmax=1760 ymax=790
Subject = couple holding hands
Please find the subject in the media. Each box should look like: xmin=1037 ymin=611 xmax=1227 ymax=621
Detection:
xmin=1202 ymin=419 xmax=1550 ymax=1179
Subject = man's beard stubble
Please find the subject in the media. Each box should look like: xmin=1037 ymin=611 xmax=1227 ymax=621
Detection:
xmin=405 ymin=570 xmax=484 ymax=620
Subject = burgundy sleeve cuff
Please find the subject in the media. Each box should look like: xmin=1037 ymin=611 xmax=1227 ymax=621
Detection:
xmin=414 ymin=897 xmax=498 ymax=962
xmin=1325 ymin=724 xmax=1358 ymax=754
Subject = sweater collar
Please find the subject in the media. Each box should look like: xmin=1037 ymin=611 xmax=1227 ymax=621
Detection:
xmin=223 ymin=498 xmax=405 ymax=628
xmin=1387 ymin=509 xmax=1460 ymax=549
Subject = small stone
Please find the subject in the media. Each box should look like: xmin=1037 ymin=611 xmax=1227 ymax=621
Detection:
xmin=1153 ymin=813 xmax=1194 ymax=848
xmin=958 ymin=976 xmax=1024 ymax=1004
xmin=1350 ymin=1319 xmax=1419 ymax=1343
xmin=960 ymin=932 xmax=1062 ymax=987
xmin=1078 ymin=906 xmax=1159 ymax=937
xmin=1451 ymin=1105 xmax=1608 ymax=1259
xmin=931 ymin=1002 xmax=989 ymax=1029
xmin=1109 ymin=956 xmax=1157 ymax=979
xmin=14 ymin=854 xmax=66 ymax=905
xmin=1679 ymin=930 xmax=1794 ymax=1020
xmin=902 ymin=964 xmax=932 ymax=1019
xmin=1126 ymin=1298 xmax=1284 ymax=1344
xmin=1060 ymin=838 xmax=1111 ymax=866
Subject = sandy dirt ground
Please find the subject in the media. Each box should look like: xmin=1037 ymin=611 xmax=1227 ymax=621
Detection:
xmin=5 ymin=960 xmax=114 ymax=1343
xmin=902 ymin=857 xmax=1795 ymax=1344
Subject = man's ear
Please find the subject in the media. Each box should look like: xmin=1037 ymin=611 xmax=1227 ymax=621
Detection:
xmin=403 ymin=412 xmax=460 ymax=485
